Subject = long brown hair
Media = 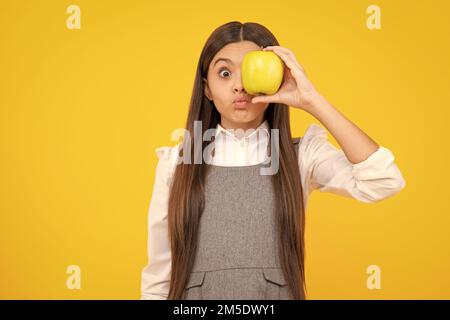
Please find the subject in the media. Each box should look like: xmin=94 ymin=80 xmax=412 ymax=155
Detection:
xmin=167 ymin=21 xmax=306 ymax=299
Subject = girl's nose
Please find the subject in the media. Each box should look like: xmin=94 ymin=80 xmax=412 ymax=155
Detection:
xmin=233 ymin=71 xmax=246 ymax=93
xmin=234 ymin=86 xmax=246 ymax=93
xmin=233 ymin=79 xmax=246 ymax=93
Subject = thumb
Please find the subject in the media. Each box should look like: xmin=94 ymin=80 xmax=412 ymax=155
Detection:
xmin=251 ymin=94 xmax=277 ymax=104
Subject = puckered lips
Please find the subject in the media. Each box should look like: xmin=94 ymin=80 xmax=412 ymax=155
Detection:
xmin=233 ymin=96 xmax=252 ymax=108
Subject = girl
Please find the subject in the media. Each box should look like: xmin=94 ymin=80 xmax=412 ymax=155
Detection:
xmin=141 ymin=21 xmax=406 ymax=300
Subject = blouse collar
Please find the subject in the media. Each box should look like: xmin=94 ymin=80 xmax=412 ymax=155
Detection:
xmin=203 ymin=119 xmax=271 ymax=166
xmin=215 ymin=119 xmax=270 ymax=142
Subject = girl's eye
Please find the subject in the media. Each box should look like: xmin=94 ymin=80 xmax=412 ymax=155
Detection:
xmin=218 ymin=67 xmax=231 ymax=78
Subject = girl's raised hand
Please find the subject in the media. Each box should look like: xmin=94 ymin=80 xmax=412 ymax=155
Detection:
xmin=251 ymin=46 xmax=320 ymax=112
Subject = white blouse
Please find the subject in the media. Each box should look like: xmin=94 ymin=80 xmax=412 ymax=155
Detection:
xmin=140 ymin=120 xmax=406 ymax=300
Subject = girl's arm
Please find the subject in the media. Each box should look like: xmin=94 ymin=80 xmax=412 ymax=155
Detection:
xmin=141 ymin=146 xmax=175 ymax=300
xmin=298 ymin=123 xmax=405 ymax=204
xmin=304 ymin=94 xmax=380 ymax=164
xmin=252 ymin=45 xmax=379 ymax=163
xmin=252 ymin=46 xmax=405 ymax=203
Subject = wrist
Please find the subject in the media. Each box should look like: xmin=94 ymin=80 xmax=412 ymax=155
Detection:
xmin=304 ymin=91 xmax=326 ymax=113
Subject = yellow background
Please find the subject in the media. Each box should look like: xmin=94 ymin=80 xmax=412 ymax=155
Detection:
xmin=1 ymin=0 xmax=449 ymax=299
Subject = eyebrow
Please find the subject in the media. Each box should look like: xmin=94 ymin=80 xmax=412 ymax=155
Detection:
xmin=213 ymin=57 xmax=235 ymax=67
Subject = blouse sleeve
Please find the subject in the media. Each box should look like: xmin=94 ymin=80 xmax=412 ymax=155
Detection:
xmin=298 ymin=123 xmax=406 ymax=204
xmin=140 ymin=144 xmax=179 ymax=300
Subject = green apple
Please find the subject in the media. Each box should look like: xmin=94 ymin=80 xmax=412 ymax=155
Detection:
xmin=241 ymin=50 xmax=284 ymax=96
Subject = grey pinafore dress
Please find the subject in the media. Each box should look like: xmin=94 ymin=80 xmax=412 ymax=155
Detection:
xmin=183 ymin=139 xmax=301 ymax=300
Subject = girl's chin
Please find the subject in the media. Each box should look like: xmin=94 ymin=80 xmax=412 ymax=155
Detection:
xmin=233 ymin=104 xmax=253 ymax=112
xmin=231 ymin=109 xmax=251 ymax=118
xmin=230 ymin=112 xmax=258 ymax=124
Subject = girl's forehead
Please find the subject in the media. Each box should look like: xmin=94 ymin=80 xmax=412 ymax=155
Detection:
xmin=214 ymin=41 xmax=261 ymax=59
xmin=211 ymin=42 xmax=261 ymax=66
